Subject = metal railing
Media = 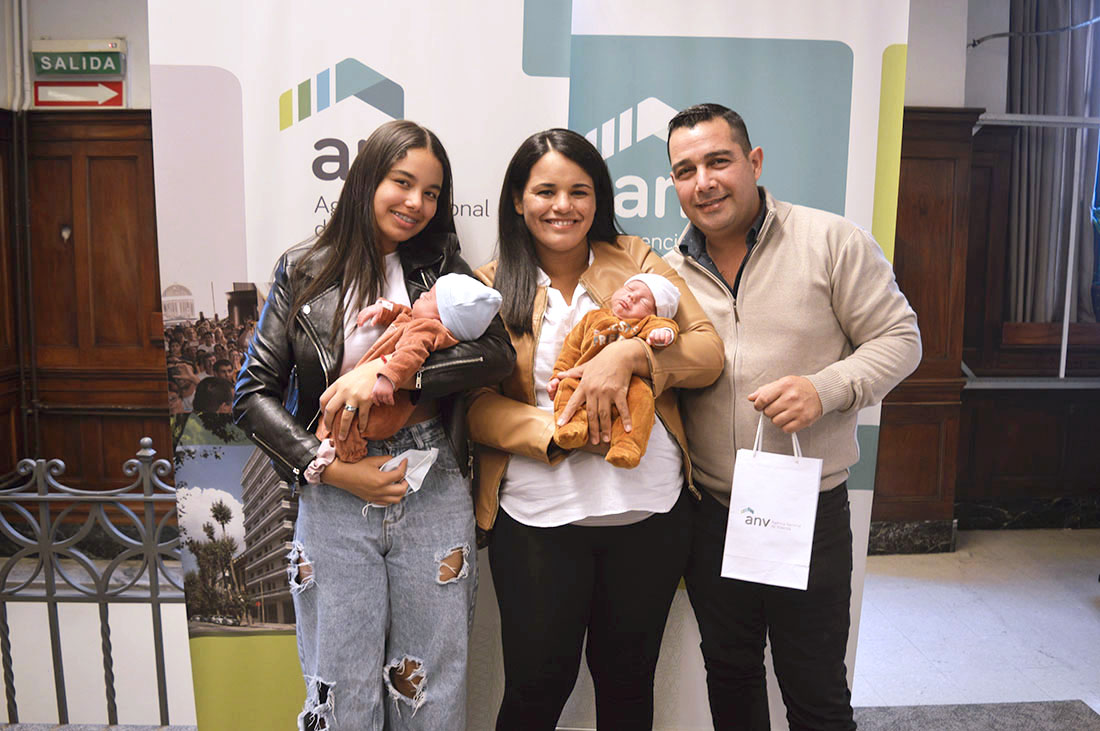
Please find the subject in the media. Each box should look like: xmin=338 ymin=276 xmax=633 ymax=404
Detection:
xmin=0 ymin=438 xmax=184 ymax=725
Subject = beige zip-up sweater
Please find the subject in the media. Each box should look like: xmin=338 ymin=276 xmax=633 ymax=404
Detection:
xmin=665 ymin=188 xmax=921 ymax=502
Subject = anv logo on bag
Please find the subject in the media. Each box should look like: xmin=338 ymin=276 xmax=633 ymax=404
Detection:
xmin=740 ymin=506 xmax=809 ymax=532
xmin=740 ymin=507 xmax=771 ymax=528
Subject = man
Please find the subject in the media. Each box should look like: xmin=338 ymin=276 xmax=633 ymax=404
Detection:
xmin=198 ymin=352 xmax=217 ymax=380
xmin=170 ymin=361 xmax=199 ymax=413
xmin=197 ymin=330 xmax=216 ymax=354
xmin=664 ymin=103 xmax=921 ymax=730
xmin=213 ymin=358 xmax=234 ymax=382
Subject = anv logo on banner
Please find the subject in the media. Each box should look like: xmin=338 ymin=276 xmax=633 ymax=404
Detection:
xmin=568 ymin=35 xmax=854 ymax=253
xmin=278 ymin=57 xmax=404 ymax=131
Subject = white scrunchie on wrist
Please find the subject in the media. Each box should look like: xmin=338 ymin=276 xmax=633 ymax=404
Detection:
xmin=304 ymin=439 xmax=336 ymax=484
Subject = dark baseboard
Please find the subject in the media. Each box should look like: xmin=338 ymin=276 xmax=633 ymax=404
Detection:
xmin=868 ymin=518 xmax=956 ymax=555
xmin=955 ymin=495 xmax=1100 ymax=530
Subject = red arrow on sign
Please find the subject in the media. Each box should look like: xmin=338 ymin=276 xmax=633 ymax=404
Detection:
xmin=34 ymin=80 xmax=124 ymax=107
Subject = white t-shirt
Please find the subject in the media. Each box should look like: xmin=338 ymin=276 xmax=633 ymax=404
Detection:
xmin=499 ymin=265 xmax=683 ymax=528
xmin=339 ymin=252 xmax=410 ymax=376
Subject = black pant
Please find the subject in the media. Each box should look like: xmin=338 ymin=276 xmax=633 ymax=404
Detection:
xmin=684 ymin=485 xmax=856 ymax=731
xmin=489 ymin=489 xmax=692 ymax=730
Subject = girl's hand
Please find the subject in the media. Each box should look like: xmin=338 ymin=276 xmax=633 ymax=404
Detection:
xmin=320 ymin=358 xmax=386 ymax=440
xmin=321 ymin=456 xmax=408 ymax=505
xmin=554 ymin=338 xmax=648 ymax=445
xmin=547 ymin=376 xmax=561 ymax=399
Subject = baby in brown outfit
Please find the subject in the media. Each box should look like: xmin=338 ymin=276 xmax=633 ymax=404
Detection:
xmin=317 ymin=273 xmax=502 ymax=462
xmin=548 ymin=273 xmax=680 ymax=468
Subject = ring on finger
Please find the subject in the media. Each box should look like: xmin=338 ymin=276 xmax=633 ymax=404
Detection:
xmin=344 ymin=404 xmax=358 ymax=412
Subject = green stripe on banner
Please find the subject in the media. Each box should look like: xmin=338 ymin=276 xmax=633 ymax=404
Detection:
xmin=278 ymin=89 xmax=293 ymax=130
xmin=190 ymin=634 xmax=303 ymax=729
xmin=871 ymin=43 xmax=907 ymax=264
xmin=298 ymin=79 xmax=312 ymax=121
xmin=848 ymin=424 xmax=879 ymax=491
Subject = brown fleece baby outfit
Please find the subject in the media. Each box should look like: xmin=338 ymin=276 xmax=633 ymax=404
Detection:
xmin=552 ymin=311 xmax=678 ymax=468
xmin=316 ymin=304 xmax=458 ymax=462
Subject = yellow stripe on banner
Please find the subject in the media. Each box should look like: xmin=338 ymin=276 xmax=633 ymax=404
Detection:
xmin=190 ymin=634 xmax=303 ymax=729
xmin=279 ymin=89 xmax=294 ymax=131
xmin=871 ymin=43 xmax=907 ymax=264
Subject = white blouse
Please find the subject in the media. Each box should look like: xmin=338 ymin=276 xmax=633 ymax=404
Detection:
xmin=499 ymin=264 xmax=684 ymax=528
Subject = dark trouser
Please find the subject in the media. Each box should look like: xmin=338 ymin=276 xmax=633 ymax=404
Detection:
xmin=685 ymin=484 xmax=856 ymax=731
xmin=489 ymin=489 xmax=692 ymax=731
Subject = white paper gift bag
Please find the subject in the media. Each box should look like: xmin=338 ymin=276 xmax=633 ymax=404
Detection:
xmin=721 ymin=415 xmax=823 ymax=590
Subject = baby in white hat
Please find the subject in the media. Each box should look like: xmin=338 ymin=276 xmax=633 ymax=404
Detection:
xmin=547 ymin=273 xmax=681 ymax=469
xmin=317 ymin=273 xmax=502 ymax=462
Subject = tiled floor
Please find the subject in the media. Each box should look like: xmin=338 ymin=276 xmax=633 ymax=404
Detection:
xmin=853 ymin=529 xmax=1100 ymax=713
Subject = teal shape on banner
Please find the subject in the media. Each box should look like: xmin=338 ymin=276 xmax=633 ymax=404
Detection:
xmin=335 ymin=58 xmax=404 ymax=119
xmin=568 ymin=35 xmax=853 ymax=252
xmin=522 ymin=0 xmax=572 ymax=77
xmin=849 ymin=425 xmax=879 ymax=492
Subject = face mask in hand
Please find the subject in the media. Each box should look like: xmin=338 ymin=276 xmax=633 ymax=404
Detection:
xmin=362 ymin=448 xmax=439 ymax=511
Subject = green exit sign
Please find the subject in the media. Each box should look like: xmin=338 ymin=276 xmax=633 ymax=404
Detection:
xmin=34 ymin=51 xmax=123 ymax=76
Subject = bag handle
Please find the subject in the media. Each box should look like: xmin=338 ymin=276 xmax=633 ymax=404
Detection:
xmin=751 ymin=413 xmax=803 ymax=461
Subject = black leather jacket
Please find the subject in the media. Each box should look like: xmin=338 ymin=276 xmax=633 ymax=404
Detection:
xmin=234 ymin=232 xmax=515 ymax=486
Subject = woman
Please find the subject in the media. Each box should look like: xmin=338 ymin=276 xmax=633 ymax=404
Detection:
xmin=469 ymin=129 xmax=724 ymax=729
xmin=235 ymin=120 xmax=514 ymax=730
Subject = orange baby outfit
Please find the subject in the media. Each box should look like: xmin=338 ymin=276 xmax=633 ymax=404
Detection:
xmin=552 ymin=311 xmax=679 ymax=468
xmin=316 ymin=304 xmax=459 ymax=462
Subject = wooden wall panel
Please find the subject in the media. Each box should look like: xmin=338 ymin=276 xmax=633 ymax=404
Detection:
xmin=30 ymin=136 xmax=161 ymax=370
xmin=876 ymin=390 xmax=959 ymax=521
xmin=958 ymin=389 xmax=1100 ymax=504
xmin=28 ymin=151 xmax=79 ymax=349
xmin=894 ymin=157 xmax=960 ymax=369
xmin=0 ymin=111 xmax=15 ymax=358
xmin=0 ymin=399 xmax=17 ymax=476
xmin=1065 ymin=401 xmax=1100 ymax=491
xmin=874 ymin=108 xmax=980 ymax=523
xmin=89 ymin=155 xmax=143 ymax=347
xmin=0 ymin=110 xmax=22 ymax=476
xmin=85 ymin=142 xmax=158 ymax=360
xmin=37 ymin=412 xmax=171 ymax=491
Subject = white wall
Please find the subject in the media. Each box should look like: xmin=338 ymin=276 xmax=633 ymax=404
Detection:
xmin=1 ymin=0 xmax=20 ymax=110
xmin=26 ymin=0 xmax=150 ymax=108
xmin=965 ymin=0 xmax=1010 ymax=114
xmin=905 ymin=0 xmax=970 ymax=105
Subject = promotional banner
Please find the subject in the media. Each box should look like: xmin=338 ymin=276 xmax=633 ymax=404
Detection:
xmin=149 ymin=2 xmax=909 ymax=728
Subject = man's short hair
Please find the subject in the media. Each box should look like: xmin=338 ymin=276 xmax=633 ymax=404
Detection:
xmin=667 ymin=103 xmax=753 ymax=158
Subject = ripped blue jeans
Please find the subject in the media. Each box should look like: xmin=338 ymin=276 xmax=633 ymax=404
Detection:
xmin=289 ymin=417 xmax=477 ymax=730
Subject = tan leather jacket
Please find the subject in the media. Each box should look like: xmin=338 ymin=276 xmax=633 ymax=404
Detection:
xmin=468 ymin=235 xmax=724 ymax=540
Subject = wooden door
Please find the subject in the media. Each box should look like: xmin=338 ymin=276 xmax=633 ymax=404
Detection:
xmin=26 ymin=112 xmax=169 ymax=489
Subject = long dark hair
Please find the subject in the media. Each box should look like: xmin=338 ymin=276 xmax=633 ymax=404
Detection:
xmin=494 ymin=128 xmax=621 ymax=334
xmin=289 ymin=120 xmax=455 ymax=341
